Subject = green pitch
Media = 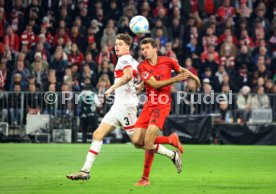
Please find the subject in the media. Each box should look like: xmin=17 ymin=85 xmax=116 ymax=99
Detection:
xmin=0 ymin=144 xmax=276 ymax=194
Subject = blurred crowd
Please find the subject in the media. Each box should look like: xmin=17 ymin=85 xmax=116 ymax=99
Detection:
xmin=0 ymin=0 xmax=276 ymax=123
xmin=0 ymin=0 xmax=275 ymax=93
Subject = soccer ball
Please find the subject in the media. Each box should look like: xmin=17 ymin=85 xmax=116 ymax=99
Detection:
xmin=129 ymin=15 xmax=149 ymax=35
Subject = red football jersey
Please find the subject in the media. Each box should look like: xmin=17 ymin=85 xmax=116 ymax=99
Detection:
xmin=138 ymin=56 xmax=181 ymax=106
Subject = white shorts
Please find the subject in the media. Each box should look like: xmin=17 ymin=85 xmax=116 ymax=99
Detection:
xmin=102 ymin=105 xmax=137 ymax=135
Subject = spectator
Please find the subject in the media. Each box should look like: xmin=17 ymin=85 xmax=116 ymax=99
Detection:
xmin=96 ymin=74 xmax=111 ymax=95
xmin=50 ymin=47 xmax=68 ymax=85
xmin=221 ymin=73 xmax=236 ymax=92
xmin=235 ymin=0 xmax=252 ymax=18
xmin=117 ymin=16 xmax=131 ymax=34
xmin=0 ymin=57 xmax=8 ymax=90
xmin=202 ymin=27 xmax=218 ymax=50
xmin=0 ymin=87 xmax=7 ymax=122
xmin=81 ymin=64 xmax=98 ymax=89
xmin=11 ymin=61 xmax=30 ymax=91
xmin=98 ymin=61 xmax=114 ymax=84
xmin=151 ymin=19 xmax=168 ymax=40
xmin=184 ymin=36 xmax=201 ymax=59
xmin=68 ymin=43 xmax=84 ymax=68
xmin=264 ymin=79 xmax=274 ymax=93
xmin=32 ymin=61 xmax=47 ymax=91
xmin=8 ymin=84 xmax=22 ymax=125
xmin=201 ymin=68 xmax=220 ymax=92
xmin=184 ymin=57 xmax=198 ymax=77
xmin=236 ymin=85 xmax=253 ymax=121
xmin=0 ymin=7 xmax=7 ymax=41
xmin=198 ymin=0 xmax=219 ymax=17
xmin=215 ymin=99 xmax=234 ymax=123
xmin=84 ymin=52 xmax=98 ymax=74
xmin=70 ymin=25 xmax=87 ymax=53
xmin=201 ymin=44 xmax=220 ymax=64
xmin=3 ymin=26 xmax=19 ymax=53
xmin=165 ymin=42 xmax=177 ymax=59
xmin=201 ymin=52 xmax=219 ymax=73
xmin=53 ymin=27 xmax=70 ymax=48
xmin=251 ymin=86 xmax=271 ymax=109
xmin=234 ymin=65 xmax=250 ymax=91
xmin=97 ymin=45 xmax=116 ymax=65
xmin=185 ymin=78 xmax=198 ymax=93
xmin=236 ymin=45 xmax=253 ymax=70
xmin=106 ymin=0 xmax=121 ymax=21
xmin=100 ymin=26 xmax=116 ymax=48
xmin=152 ymin=28 xmax=168 ymax=50
xmin=215 ymin=65 xmax=227 ymax=85
xmin=216 ymin=0 xmax=236 ymax=22
xmin=221 ymin=83 xmax=231 ymax=94
xmin=78 ymin=83 xmax=100 ymax=143
xmin=31 ymin=52 xmax=49 ymax=72
xmin=21 ymin=24 xmax=36 ymax=49
xmin=63 ymin=68 xmax=73 ymax=90
xmin=168 ymin=18 xmax=184 ymax=41
xmin=220 ymin=35 xmax=237 ymax=60
xmin=239 ymin=29 xmax=254 ymax=49
xmin=25 ymin=83 xmax=41 ymax=115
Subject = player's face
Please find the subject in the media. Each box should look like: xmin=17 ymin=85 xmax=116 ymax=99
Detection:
xmin=114 ymin=39 xmax=130 ymax=56
xmin=141 ymin=43 xmax=157 ymax=59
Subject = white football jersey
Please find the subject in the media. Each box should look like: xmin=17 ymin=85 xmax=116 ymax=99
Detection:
xmin=113 ymin=54 xmax=138 ymax=107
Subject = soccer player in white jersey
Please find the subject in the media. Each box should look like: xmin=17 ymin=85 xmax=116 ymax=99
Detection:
xmin=66 ymin=34 xmax=183 ymax=180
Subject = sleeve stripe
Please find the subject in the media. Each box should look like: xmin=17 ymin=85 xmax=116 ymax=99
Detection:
xmin=122 ymin=65 xmax=132 ymax=70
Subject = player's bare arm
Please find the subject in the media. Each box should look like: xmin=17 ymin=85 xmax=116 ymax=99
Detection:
xmin=105 ymin=67 xmax=133 ymax=96
xmin=178 ymin=68 xmax=201 ymax=88
xmin=145 ymin=72 xmax=189 ymax=89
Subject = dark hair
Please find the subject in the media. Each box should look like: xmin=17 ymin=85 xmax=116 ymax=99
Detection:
xmin=140 ymin=37 xmax=157 ymax=48
xmin=116 ymin=33 xmax=133 ymax=46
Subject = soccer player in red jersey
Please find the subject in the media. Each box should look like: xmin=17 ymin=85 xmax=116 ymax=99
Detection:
xmin=132 ymin=38 xmax=200 ymax=186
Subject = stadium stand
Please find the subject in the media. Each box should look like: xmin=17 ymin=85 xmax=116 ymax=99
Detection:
xmin=0 ymin=0 xmax=276 ymax=142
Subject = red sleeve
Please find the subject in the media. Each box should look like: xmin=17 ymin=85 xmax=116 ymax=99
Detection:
xmin=122 ymin=65 xmax=132 ymax=70
xmin=170 ymin=58 xmax=181 ymax=72
xmin=138 ymin=64 xmax=152 ymax=82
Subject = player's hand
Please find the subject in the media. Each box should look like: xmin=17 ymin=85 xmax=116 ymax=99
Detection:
xmin=180 ymin=68 xmax=201 ymax=88
xmin=105 ymin=86 xmax=114 ymax=97
xmin=175 ymin=72 xmax=190 ymax=82
xmin=135 ymin=82 xmax=144 ymax=93
xmin=193 ymin=76 xmax=201 ymax=89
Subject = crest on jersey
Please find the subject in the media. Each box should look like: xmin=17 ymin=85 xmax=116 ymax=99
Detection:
xmin=142 ymin=71 xmax=149 ymax=79
xmin=121 ymin=60 xmax=128 ymax=65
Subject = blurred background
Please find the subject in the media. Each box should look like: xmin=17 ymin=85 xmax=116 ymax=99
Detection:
xmin=0 ymin=0 xmax=275 ymax=145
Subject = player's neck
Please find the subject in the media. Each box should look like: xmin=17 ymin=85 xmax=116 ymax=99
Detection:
xmin=148 ymin=55 xmax=158 ymax=66
xmin=117 ymin=52 xmax=130 ymax=58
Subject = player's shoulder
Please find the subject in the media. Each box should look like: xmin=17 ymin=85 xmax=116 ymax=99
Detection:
xmin=118 ymin=54 xmax=131 ymax=64
xmin=119 ymin=54 xmax=138 ymax=65
xmin=158 ymin=56 xmax=177 ymax=63
xmin=138 ymin=59 xmax=148 ymax=69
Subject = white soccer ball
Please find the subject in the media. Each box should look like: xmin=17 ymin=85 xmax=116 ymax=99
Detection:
xmin=129 ymin=15 xmax=149 ymax=35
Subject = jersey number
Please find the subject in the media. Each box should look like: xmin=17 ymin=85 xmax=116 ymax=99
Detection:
xmin=124 ymin=117 xmax=130 ymax=126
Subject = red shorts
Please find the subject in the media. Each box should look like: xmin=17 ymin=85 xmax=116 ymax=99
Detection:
xmin=135 ymin=104 xmax=171 ymax=130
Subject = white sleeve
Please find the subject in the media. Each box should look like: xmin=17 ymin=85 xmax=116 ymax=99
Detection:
xmin=118 ymin=55 xmax=133 ymax=70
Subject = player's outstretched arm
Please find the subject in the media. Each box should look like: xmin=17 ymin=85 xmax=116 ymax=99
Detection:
xmin=105 ymin=67 xmax=133 ymax=96
xmin=178 ymin=68 xmax=201 ymax=88
xmin=146 ymin=72 xmax=189 ymax=89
